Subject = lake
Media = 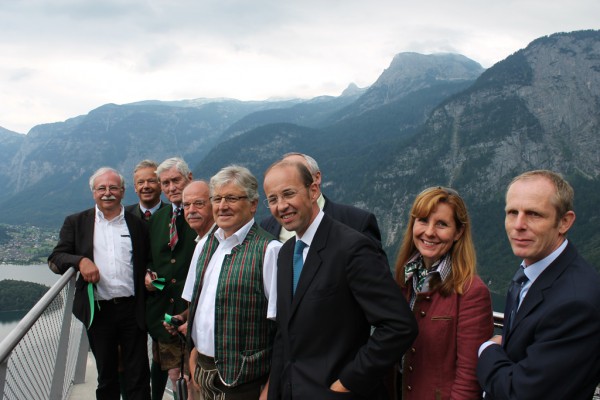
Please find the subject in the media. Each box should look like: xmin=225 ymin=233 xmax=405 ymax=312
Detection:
xmin=0 ymin=264 xmax=60 ymax=338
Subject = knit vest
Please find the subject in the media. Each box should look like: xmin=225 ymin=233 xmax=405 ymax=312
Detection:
xmin=188 ymin=223 xmax=276 ymax=386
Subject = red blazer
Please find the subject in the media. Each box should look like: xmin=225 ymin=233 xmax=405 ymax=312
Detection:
xmin=401 ymin=275 xmax=493 ymax=400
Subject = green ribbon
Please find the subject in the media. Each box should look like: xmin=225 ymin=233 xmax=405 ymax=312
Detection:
xmin=151 ymin=277 xmax=166 ymax=291
xmin=87 ymin=282 xmax=97 ymax=329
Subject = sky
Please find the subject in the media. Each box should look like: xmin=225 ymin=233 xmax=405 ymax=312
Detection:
xmin=1 ymin=0 xmax=598 ymax=134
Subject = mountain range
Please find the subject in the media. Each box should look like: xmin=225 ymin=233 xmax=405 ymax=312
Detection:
xmin=1 ymin=30 xmax=598 ymax=292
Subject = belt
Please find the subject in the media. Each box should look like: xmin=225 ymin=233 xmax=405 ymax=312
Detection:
xmin=97 ymin=296 xmax=134 ymax=304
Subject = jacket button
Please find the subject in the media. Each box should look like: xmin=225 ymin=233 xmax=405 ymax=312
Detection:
xmin=171 ymin=278 xmax=176 ymax=283
xmin=425 ymin=296 xmax=431 ymax=300
xmin=420 ymin=311 xmax=426 ymax=317
xmin=170 ymin=258 xmax=176 ymax=264
xmin=411 ymin=347 xmax=416 ymax=353
xmin=169 ymin=298 xmax=174 ymax=303
xmin=408 ymin=366 xmax=413 ymax=372
xmin=407 ymin=385 xmax=412 ymax=391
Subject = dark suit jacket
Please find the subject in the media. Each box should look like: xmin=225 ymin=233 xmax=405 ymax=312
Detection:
xmin=48 ymin=207 xmax=149 ymax=331
xmin=477 ymin=242 xmax=600 ymax=399
xmin=145 ymin=204 xmax=197 ymax=342
xmin=268 ymin=214 xmax=417 ymax=400
xmin=260 ymin=195 xmax=382 ymax=248
xmin=125 ymin=200 xmax=169 ymax=220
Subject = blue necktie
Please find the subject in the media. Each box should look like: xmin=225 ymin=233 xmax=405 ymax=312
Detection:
xmin=292 ymin=240 xmax=307 ymax=295
xmin=504 ymin=267 xmax=528 ymax=335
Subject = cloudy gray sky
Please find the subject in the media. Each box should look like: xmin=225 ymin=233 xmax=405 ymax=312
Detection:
xmin=1 ymin=0 xmax=598 ymax=133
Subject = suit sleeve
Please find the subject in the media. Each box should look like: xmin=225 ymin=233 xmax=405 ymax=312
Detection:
xmin=48 ymin=215 xmax=85 ymax=274
xmin=477 ymin=299 xmax=600 ymax=400
xmin=451 ymin=278 xmax=493 ymax=399
xmin=338 ymin=238 xmax=418 ymax=395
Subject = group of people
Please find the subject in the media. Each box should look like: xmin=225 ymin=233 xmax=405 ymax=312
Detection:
xmin=48 ymin=153 xmax=600 ymax=400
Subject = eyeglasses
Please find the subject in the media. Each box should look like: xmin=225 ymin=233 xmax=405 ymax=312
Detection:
xmin=94 ymin=185 xmax=123 ymax=193
xmin=263 ymin=189 xmax=300 ymax=208
xmin=209 ymin=195 xmax=249 ymax=205
xmin=182 ymin=200 xmax=208 ymax=209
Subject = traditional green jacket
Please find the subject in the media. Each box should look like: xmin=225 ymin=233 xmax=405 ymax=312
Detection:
xmin=188 ymin=222 xmax=276 ymax=386
xmin=146 ymin=205 xmax=197 ymax=342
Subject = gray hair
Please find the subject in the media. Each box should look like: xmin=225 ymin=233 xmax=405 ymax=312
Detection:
xmin=156 ymin=157 xmax=191 ymax=181
xmin=89 ymin=167 xmax=125 ymax=191
xmin=209 ymin=165 xmax=259 ymax=201
xmin=283 ymin=152 xmax=320 ymax=175
xmin=133 ymin=159 xmax=158 ymax=175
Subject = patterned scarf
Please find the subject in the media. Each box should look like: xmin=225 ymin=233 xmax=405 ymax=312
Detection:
xmin=404 ymin=253 xmax=452 ymax=309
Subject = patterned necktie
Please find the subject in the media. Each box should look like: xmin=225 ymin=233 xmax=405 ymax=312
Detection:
xmin=504 ymin=267 xmax=528 ymax=335
xmin=292 ymin=240 xmax=307 ymax=295
xmin=144 ymin=210 xmax=152 ymax=221
xmin=168 ymin=208 xmax=179 ymax=250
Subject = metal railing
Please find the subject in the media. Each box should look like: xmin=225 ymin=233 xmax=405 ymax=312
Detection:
xmin=0 ymin=277 xmax=597 ymax=399
xmin=0 ymin=267 xmax=88 ymax=400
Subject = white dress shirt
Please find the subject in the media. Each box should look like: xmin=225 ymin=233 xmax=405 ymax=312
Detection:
xmin=182 ymin=219 xmax=281 ymax=356
xmin=93 ymin=206 xmax=135 ymax=300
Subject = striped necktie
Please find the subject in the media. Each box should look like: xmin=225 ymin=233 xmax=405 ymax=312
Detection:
xmin=168 ymin=208 xmax=179 ymax=250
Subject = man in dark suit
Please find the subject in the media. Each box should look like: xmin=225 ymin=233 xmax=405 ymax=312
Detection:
xmin=48 ymin=167 xmax=150 ymax=400
xmin=125 ymin=159 xmax=169 ymax=220
xmin=263 ymin=160 xmax=417 ymax=399
xmin=145 ymin=157 xmax=197 ymax=399
xmin=477 ymin=170 xmax=600 ymax=399
xmin=260 ymin=153 xmax=382 ymax=248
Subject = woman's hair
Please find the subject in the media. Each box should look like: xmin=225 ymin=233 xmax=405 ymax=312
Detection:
xmin=394 ymin=187 xmax=477 ymax=295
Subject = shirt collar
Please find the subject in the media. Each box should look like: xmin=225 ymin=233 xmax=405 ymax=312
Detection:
xmin=521 ymin=239 xmax=568 ymax=284
xmin=296 ymin=210 xmax=324 ymax=247
xmin=95 ymin=205 xmax=125 ymax=222
xmin=195 ymin=223 xmax=217 ymax=243
xmin=215 ymin=218 xmax=255 ymax=245
xmin=141 ymin=201 xmax=162 ymax=214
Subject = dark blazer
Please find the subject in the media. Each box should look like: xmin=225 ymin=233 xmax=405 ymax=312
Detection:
xmin=477 ymin=241 xmax=600 ymax=399
xmin=145 ymin=204 xmax=197 ymax=342
xmin=260 ymin=195 xmax=382 ymax=248
xmin=268 ymin=214 xmax=417 ymax=400
xmin=48 ymin=208 xmax=149 ymax=330
xmin=125 ymin=200 xmax=169 ymax=220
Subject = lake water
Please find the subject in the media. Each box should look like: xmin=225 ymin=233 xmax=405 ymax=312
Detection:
xmin=0 ymin=263 xmax=508 ymax=341
xmin=0 ymin=264 xmax=60 ymax=338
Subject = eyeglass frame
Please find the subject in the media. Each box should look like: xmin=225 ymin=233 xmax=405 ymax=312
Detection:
xmin=209 ymin=195 xmax=249 ymax=205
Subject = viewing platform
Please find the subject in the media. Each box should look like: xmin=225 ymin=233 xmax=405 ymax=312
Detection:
xmin=1 ymin=267 xmax=598 ymax=399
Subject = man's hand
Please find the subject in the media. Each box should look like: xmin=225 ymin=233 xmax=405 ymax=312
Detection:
xmin=79 ymin=258 xmax=100 ymax=283
xmin=145 ymin=270 xmax=157 ymax=291
xmin=330 ymin=379 xmax=350 ymax=392
xmin=189 ymin=348 xmax=200 ymax=391
xmin=163 ymin=316 xmax=187 ymax=337
xmin=489 ymin=334 xmax=503 ymax=346
xmin=259 ymin=378 xmax=270 ymax=400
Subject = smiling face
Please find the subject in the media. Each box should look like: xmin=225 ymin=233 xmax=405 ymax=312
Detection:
xmin=412 ymin=202 xmax=463 ymax=269
xmin=133 ymin=167 xmax=161 ymax=208
xmin=211 ymin=182 xmax=257 ymax=238
xmin=505 ymin=176 xmax=575 ymax=266
xmin=263 ymin=163 xmax=318 ymax=237
xmin=92 ymin=170 xmax=125 ymax=217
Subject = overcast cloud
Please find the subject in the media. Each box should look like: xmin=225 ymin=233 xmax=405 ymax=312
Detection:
xmin=1 ymin=0 xmax=598 ymax=133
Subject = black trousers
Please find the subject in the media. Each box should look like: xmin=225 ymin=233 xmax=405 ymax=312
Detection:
xmin=87 ymin=297 xmax=150 ymax=400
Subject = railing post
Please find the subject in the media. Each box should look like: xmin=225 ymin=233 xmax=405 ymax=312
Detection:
xmin=49 ymin=273 xmax=76 ymax=400
xmin=0 ymin=357 xmax=8 ymax=397
xmin=73 ymin=326 xmax=89 ymax=384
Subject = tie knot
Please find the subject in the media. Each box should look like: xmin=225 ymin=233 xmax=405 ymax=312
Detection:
xmin=294 ymin=240 xmax=306 ymax=255
xmin=512 ymin=267 xmax=528 ymax=285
